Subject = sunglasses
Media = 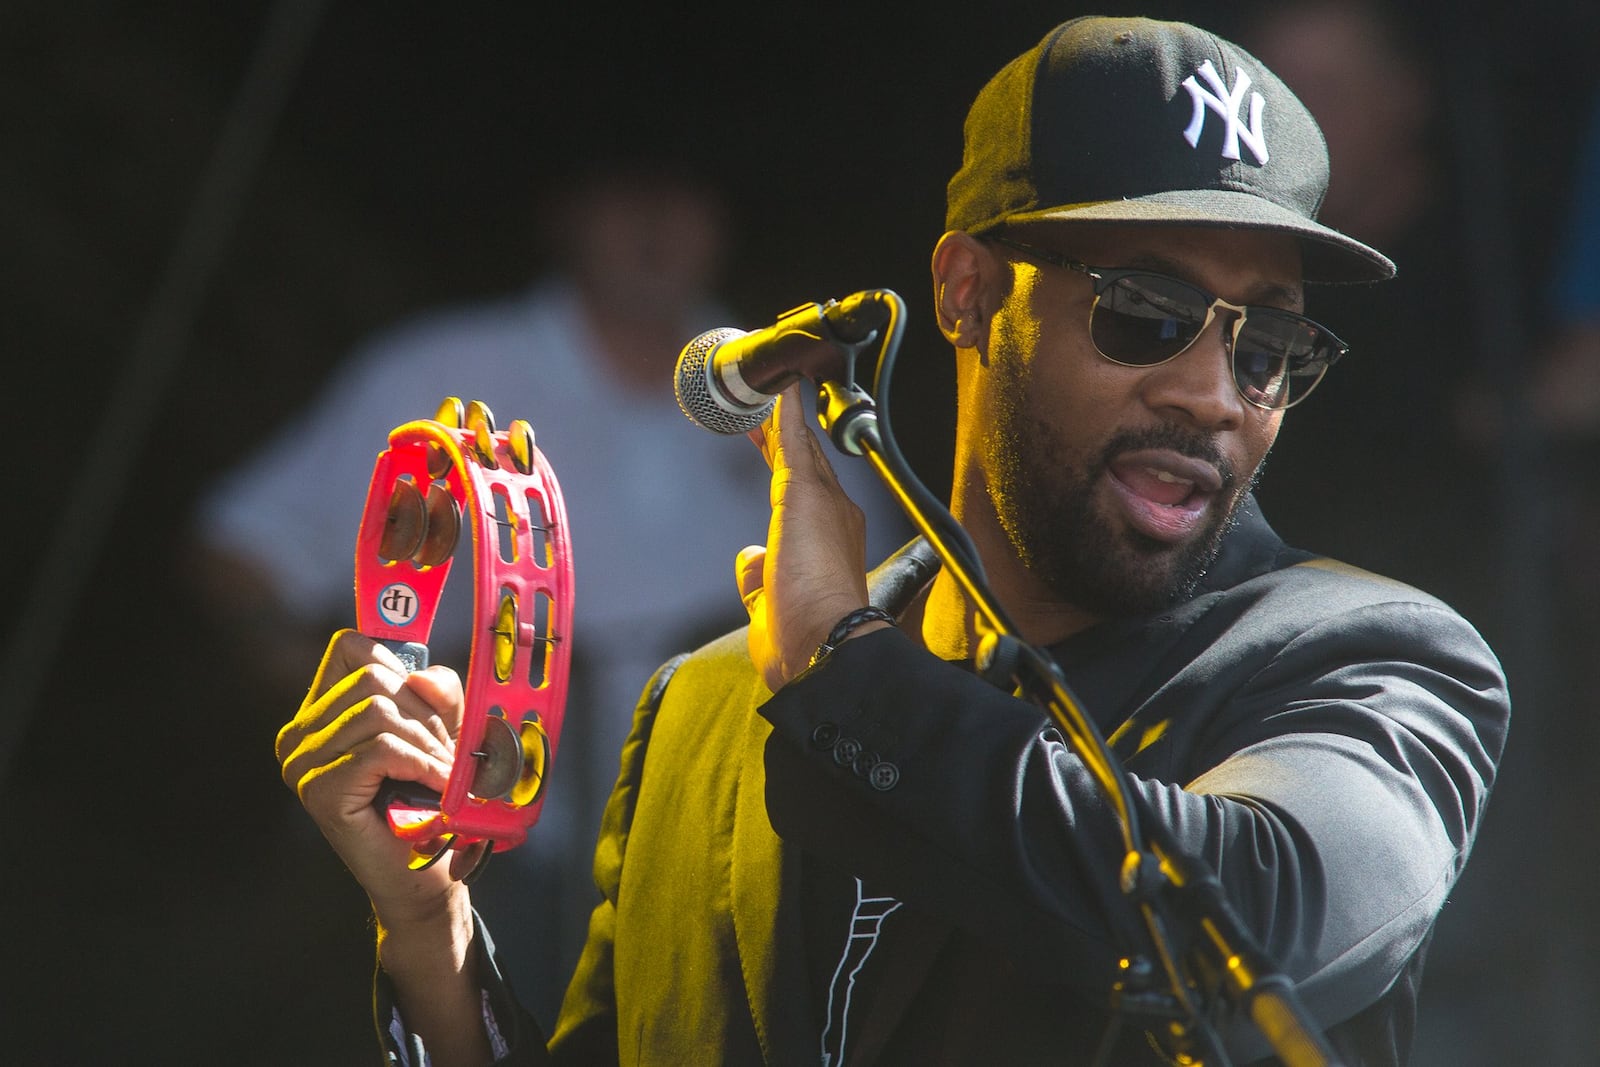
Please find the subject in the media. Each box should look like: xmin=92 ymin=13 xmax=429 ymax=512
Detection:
xmin=991 ymin=236 xmax=1348 ymax=411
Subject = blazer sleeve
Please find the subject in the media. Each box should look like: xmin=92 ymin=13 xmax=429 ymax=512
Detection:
xmin=374 ymin=912 xmax=543 ymax=1066
xmin=757 ymin=596 xmax=1508 ymax=1043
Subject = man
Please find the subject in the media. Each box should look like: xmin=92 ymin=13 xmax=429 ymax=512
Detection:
xmin=277 ymin=16 xmax=1507 ymax=1065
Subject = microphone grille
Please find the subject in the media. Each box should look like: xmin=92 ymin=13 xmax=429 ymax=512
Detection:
xmin=674 ymin=328 xmax=774 ymax=435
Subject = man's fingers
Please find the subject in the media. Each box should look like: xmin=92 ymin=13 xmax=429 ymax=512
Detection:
xmin=280 ymin=640 xmax=463 ymax=765
xmin=738 ymin=381 xmax=873 ymax=690
xmin=746 ymin=423 xmax=772 ymax=469
xmin=305 ymin=629 xmax=402 ymax=705
xmin=291 ymin=660 xmax=401 ymax=739
xmin=281 ymin=693 xmax=455 ymax=798
xmin=748 ymin=385 xmax=830 ymax=476
xmin=296 ymin=728 xmax=445 ymax=807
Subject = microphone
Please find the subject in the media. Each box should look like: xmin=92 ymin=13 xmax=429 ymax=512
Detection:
xmin=674 ymin=291 xmax=891 ymax=434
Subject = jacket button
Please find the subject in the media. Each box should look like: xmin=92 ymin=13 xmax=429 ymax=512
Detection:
xmin=832 ymin=736 xmax=862 ymax=766
xmin=810 ymin=722 xmax=839 ymax=750
xmin=868 ymin=761 xmax=900 ymax=791
xmin=851 ymin=750 xmax=879 ymax=778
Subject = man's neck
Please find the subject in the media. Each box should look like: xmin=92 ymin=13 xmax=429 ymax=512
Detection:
xmin=918 ymin=480 xmax=1101 ymax=661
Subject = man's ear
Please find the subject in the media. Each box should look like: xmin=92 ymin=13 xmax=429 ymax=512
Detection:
xmin=931 ymin=231 xmax=994 ymax=349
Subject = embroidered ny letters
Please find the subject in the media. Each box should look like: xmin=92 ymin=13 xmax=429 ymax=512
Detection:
xmin=1180 ymin=59 xmax=1269 ymax=165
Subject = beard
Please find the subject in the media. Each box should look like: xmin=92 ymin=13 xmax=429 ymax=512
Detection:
xmin=983 ymin=375 xmax=1262 ymax=621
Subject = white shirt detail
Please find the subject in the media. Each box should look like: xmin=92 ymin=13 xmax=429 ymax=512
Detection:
xmin=819 ymin=878 xmax=903 ymax=1067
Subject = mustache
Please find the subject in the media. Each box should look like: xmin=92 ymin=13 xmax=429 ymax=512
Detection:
xmin=1099 ymin=425 xmax=1236 ymax=490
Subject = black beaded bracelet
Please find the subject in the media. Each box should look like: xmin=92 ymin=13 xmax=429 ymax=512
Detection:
xmin=808 ymin=606 xmax=895 ymax=669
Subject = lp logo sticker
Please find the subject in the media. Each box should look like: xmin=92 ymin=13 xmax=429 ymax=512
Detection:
xmin=377 ymin=582 xmax=421 ymax=626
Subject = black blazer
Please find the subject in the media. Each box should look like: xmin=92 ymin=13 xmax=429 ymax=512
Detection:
xmin=404 ymin=503 xmax=1506 ymax=1066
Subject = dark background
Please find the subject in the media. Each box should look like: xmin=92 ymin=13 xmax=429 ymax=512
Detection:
xmin=3 ymin=2 xmax=1597 ymax=1062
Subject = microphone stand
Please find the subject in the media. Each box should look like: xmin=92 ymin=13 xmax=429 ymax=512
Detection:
xmin=810 ymin=288 xmax=1343 ymax=1067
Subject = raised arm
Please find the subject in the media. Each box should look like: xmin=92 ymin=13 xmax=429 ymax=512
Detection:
xmin=276 ymin=630 xmax=495 ymax=1067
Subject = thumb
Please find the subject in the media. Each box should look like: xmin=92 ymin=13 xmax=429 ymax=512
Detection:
xmin=735 ymin=544 xmax=767 ymax=614
xmin=402 ymin=664 xmax=466 ymax=740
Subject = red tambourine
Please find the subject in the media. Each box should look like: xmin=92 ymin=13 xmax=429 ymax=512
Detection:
xmin=354 ymin=396 xmax=574 ymax=871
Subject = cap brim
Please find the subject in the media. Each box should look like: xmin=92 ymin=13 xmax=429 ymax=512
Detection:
xmin=995 ymin=189 xmax=1395 ymax=284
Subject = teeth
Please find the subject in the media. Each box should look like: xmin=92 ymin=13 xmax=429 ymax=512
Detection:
xmin=1148 ymin=467 xmax=1193 ymax=486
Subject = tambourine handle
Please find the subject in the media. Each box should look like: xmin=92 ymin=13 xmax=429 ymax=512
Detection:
xmin=369 ymin=639 xmax=443 ymax=841
xmin=373 ymin=779 xmax=445 ymax=831
xmin=378 ymin=639 xmax=430 ymax=675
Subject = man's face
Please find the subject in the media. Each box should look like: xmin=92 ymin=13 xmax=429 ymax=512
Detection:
xmin=974 ymin=224 xmax=1301 ymax=620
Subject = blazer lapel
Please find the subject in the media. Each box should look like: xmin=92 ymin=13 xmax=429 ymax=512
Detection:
xmin=731 ymin=694 xmax=815 ymax=1064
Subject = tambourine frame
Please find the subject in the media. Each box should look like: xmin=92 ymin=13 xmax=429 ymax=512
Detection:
xmin=354 ymin=405 xmax=573 ymax=857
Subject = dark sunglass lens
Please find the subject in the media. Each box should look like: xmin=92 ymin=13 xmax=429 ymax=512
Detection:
xmin=1091 ymin=274 xmax=1208 ymax=366
xmin=1234 ymin=313 xmax=1332 ymax=408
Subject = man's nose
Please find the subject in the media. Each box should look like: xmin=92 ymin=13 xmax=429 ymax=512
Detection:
xmin=1139 ymin=312 xmax=1248 ymax=430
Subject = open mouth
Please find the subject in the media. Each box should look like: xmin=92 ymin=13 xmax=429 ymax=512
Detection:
xmin=1105 ymin=449 xmax=1224 ymax=543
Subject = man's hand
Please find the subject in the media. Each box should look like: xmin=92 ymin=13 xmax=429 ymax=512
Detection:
xmin=276 ymin=631 xmax=482 ymax=922
xmin=736 ymin=385 xmax=887 ymax=691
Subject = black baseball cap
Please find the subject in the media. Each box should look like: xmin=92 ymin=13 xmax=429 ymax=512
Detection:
xmin=946 ymin=16 xmax=1395 ymax=283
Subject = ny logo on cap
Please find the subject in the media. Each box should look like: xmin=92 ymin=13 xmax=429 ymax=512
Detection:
xmin=1180 ymin=60 xmax=1269 ymax=165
